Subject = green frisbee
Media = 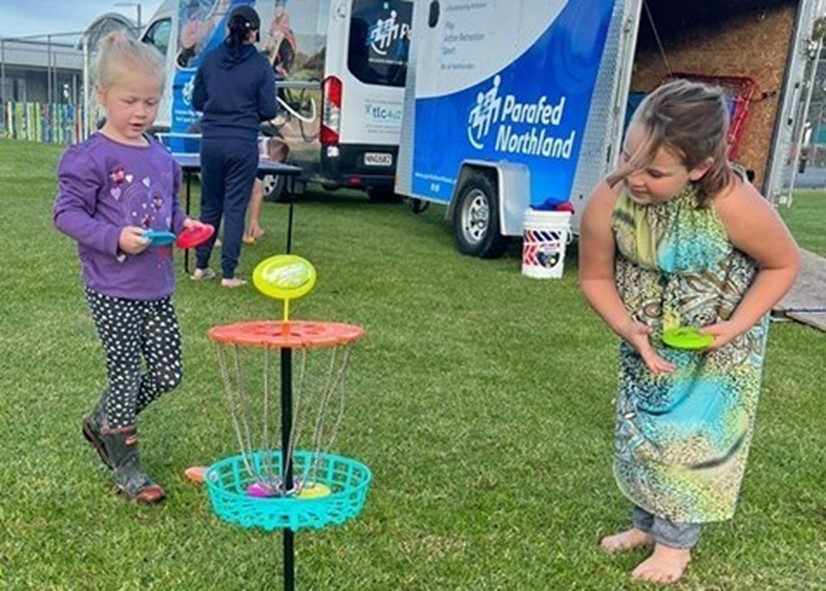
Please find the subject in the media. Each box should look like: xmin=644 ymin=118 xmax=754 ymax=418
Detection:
xmin=662 ymin=326 xmax=714 ymax=350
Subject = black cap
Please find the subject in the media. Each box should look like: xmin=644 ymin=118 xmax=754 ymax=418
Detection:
xmin=229 ymin=5 xmax=261 ymax=31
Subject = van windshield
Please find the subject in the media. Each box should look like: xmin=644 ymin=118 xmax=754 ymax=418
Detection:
xmin=348 ymin=0 xmax=412 ymax=87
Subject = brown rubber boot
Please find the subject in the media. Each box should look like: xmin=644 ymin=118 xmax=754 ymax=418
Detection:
xmin=82 ymin=391 xmax=112 ymax=469
xmin=100 ymin=425 xmax=166 ymax=504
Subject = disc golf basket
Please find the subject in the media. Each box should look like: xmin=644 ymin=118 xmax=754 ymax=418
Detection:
xmin=662 ymin=72 xmax=757 ymax=161
xmin=204 ymin=254 xmax=370 ymax=591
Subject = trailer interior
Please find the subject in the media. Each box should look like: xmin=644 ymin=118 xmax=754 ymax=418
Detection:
xmin=630 ymin=0 xmax=804 ymax=191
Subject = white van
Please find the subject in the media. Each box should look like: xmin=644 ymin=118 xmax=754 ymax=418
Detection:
xmin=140 ymin=0 xmax=412 ymax=201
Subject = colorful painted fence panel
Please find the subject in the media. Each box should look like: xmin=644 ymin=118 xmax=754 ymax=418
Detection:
xmin=3 ymin=102 xmax=81 ymax=145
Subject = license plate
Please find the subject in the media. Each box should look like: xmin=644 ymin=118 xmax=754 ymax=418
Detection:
xmin=364 ymin=152 xmax=393 ymax=166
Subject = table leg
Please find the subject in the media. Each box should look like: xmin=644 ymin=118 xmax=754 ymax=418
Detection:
xmin=184 ymin=171 xmax=192 ymax=274
xmin=286 ymin=175 xmax=295 ymax=254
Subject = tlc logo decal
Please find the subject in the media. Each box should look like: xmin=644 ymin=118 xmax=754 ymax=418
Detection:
xmin=364 ymin=102 xmax=402 ymax=123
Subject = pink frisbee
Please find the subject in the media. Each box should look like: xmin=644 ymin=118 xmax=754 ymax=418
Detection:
xmin=176 ymin=223 xmax=215 ymax=249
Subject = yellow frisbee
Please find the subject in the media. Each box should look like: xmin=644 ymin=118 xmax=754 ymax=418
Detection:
xmin=253 ymin=254 xmax=317 ymax=300
xmin=297 ymin=482 xmax=332 ymax=499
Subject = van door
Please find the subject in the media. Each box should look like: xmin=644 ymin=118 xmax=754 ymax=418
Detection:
xmin=321 ymin=0 xmax=412 ymax=193
xmin=141 ymin=15 xmax=175 ymax=132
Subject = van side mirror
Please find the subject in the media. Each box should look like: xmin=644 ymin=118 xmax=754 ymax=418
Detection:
xmin=428 ymin=1 xmax=440 ymax=27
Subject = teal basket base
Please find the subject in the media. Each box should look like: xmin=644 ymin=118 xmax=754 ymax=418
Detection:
xmin=204 ymin=450 xmax=372 ymax=532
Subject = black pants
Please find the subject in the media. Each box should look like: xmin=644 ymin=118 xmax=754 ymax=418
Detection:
xmin=195 ymin=137 xmax=258 ymax=279
xmin=86 ymin=288 xmax=183 ymax=428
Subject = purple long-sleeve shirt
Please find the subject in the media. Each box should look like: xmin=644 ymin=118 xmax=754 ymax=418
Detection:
xmin=53 ymin=133 xmax=186 ymax=300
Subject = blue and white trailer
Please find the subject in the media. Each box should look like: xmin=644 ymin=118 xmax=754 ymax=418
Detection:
xmin=395 ymin=0 xmax=821 ymax=257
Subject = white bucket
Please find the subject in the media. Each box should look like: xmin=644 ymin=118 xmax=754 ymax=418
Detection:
xmin=521 ymin=209 xmax=572 ymax=279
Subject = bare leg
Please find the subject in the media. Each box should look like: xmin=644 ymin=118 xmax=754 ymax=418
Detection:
xmin=600 ymin=528 xmax=654 ymax=553
xmin=244 ymin=179 xmax=264 ymax=244
xmin=631 ymin=544 xmax=691 ymax=584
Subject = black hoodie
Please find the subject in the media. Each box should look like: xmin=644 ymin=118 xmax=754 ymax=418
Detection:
xmin=192 ymin=42 xmax=277 ymax=142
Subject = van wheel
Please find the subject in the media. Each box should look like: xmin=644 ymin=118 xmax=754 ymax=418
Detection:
xmin=261 ymin=174 xmax=288 ymax=203
xmin=258 ymin=126 xmax=290 ymax=202
xmin=452 ymin=173 xmax=507 ymax=258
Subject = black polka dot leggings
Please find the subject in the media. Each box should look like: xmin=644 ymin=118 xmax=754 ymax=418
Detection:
xmin=86 ymin=288 xmax=183 ymax=429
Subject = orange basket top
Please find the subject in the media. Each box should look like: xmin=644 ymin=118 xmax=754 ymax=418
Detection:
xmin=208 ymin=321 xmax=365 ymax=349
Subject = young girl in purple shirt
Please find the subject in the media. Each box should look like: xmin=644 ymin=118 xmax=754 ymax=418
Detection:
xmin=53 ymin=33 xmax=197 ymax=504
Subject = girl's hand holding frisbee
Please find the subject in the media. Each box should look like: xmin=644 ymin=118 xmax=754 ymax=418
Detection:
xmin=119 ymin=226 xmax=151 ymax=254
xmin=697 ymin=321 xmax=743 ymax=350
xmin=176 ymin=222 xmax=215 ymax=249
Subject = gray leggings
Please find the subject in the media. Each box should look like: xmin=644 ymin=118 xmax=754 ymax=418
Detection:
xmin=633 ymin=506 xmax=701 ymax=549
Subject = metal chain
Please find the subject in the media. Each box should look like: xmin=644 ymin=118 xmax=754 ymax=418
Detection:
xmin=261 ymin=346 xmax=276 ymax=484
xmin=218 ymin=338 xmax=356 ymax=496
xmin=217 ymin=344 xmax=256 ymax=478
xmin=232 ymin=344 xmax=259 ymax=480
xmin=305 ymin=343 xmax=353 ymax=483
xmin=283 ymin=346 xmax=310 ymax=486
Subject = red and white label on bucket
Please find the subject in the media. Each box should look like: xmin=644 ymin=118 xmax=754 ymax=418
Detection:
xmin=521 ymin=210 xmax=571 ymax=279
xmin=523 ymin=229 xmax=563 ymax=268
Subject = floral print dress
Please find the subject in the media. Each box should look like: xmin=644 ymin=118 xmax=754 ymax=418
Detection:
xmin=611 ymin=181 xmax=769 ymax=523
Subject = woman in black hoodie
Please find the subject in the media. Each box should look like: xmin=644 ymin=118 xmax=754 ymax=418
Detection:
xmin=191 ymin=5 xmax=277 ymax=287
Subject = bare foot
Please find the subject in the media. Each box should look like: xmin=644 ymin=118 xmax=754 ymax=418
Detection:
xmin=631 ymin=544 xmax=691 ymax=585
xmin=190 ymin=267 xmax=216 ymax=281
xmin=600 ymin=528 xmax=653 ymax=553
xmin=221 ymin=278 xmax=247 ymax=288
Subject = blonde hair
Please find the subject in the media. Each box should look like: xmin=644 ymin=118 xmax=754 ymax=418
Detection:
xmin=94 ymin=32 xmax=165 ymax=89
xmin=607 ymin=79 xmax=733 ymax=207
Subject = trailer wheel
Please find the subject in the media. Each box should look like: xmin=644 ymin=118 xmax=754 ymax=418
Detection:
xmin=452 ymin=173 xmax=507 ymax=258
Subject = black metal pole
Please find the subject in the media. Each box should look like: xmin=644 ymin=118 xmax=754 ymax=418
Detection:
xmin=280 ymin=347 xmax=295 ymax=591
xmin=280 ymin=172 xmax=297 ymax=587
xmin=185 ymin=171 xmax=192 ymax=216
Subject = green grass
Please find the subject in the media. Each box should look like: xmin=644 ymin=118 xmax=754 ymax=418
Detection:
xmin=779 ymin=190 xmax=826 ymax=257
xmin=1 ymin=137 xmax=824 ymax=590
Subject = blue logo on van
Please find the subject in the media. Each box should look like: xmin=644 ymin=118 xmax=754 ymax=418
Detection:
xmin=467 ymin=75 xmax=571 ymax=159
xmin=182 ymin=77 xmax=195 ymax=107
xmin=467 ymin=75 xmax=502 ymax=149
xmin=368 ymin=10 xmax=411 ymax=57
